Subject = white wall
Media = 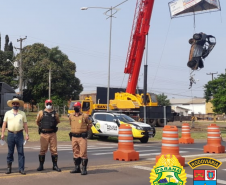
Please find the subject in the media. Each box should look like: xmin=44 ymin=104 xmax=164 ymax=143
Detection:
xmin=172 ymin=104 xmax=206 ymax=114
xmin=172 ymin=106 xmax=189 ymax=116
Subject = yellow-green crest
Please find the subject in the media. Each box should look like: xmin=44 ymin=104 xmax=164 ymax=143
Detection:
xmin=95 ymin=123 xmax=100 ymax=130
xmin=150 ymin=154 xmax=187 ymax=185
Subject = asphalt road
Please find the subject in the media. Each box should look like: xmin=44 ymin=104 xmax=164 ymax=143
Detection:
xmin=0 ymin=139 xmax=226 ymax=185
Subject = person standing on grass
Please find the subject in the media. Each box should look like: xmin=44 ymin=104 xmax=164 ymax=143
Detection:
xmin=1 ymin=98 xmax=29 ymax=175
xmin=36 ymin=99 xmax=61 ymax=172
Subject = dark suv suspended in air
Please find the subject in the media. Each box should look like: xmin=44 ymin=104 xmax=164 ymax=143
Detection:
xmin=187 ymin=32 xmax=216 ymax=70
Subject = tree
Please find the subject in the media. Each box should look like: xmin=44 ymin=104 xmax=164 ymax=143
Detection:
xmin=19 ymin=43 xmax=83 ymax=105
xmin=157 ymin=93 xmax=170 ymax=106
xmin=4 ymin=35 xmax=9 ymax=51
xmin=204 ymin=73 xmax=226 ymax=114
xmin=166 ymin=175 xmax=173 ymax=183
xmin=0 ymin=34 xmax=17 ymax=88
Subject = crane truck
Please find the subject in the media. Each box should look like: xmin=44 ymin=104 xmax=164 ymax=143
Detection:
xmin=69 ymin=0 xmax=172 ymax=127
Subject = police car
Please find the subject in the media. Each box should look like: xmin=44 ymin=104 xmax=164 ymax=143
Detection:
xmin=88 ymin=112 xmax=155 ymax=143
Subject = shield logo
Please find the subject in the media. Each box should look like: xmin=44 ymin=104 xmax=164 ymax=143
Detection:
xmin=207 ymin=170 xmax=215 ymax=180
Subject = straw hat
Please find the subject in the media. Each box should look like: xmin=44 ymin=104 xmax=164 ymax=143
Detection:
xmin=7 ymin=98 xmax=24 ymax=107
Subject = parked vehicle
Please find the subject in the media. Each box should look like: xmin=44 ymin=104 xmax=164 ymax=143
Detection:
xmin=88 ymin=111 xmax=155 ymax=143
xmin=0 ymin=82 xmax=21 ymax=127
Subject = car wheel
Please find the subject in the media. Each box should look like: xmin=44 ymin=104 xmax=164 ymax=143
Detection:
xmin=99 ymin=136 xmax=109 ymax=140
xmin=87 ymin=129 xmax=93 ymax=139
xmin=139 ymin=136 xmax=149 ymax=143
xmin=152 ymin=127 xmax=156 ymax=137
xmin=193 ymin=33 xmax=202 ymax=40
xmin=147 ymin=119 xmax=157 ymax=127
xmin=189 ymin=38 xmax=195 ymax=44
xmin=157 ymin=119 xmax=166 ymax=127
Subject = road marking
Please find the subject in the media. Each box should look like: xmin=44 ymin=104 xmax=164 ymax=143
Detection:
xmin=133 ymin=166 xmax=152 ymax=171
xmin=140 ymin=151 xmax=188 ymax=157
xmin=24 ymin=146 xmax=116 ymax=150
xmin=182 ymin=153 xmax=214 ymax=158
xmin=92 ymin=149 xmax=159 ymax=155
xmin=179 ymin=148 xmax=203 ymax=150
xmin=146 ymin=153 xmax=218 ymax=161
xmin=133 ymin=167 xmax=226 ymax=184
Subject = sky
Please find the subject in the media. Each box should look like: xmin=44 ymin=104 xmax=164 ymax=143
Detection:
xmin=0 ymin=0 xmax=225 ymax=99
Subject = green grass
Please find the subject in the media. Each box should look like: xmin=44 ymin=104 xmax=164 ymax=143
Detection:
xmin=3 ymin=112 xmax=226 ymax=142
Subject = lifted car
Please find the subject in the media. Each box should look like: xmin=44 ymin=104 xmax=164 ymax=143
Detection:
xmin=187 ymin=32 xmax=216 ymax=71
xmin=88 ymin=112 xmax=155 ymax=143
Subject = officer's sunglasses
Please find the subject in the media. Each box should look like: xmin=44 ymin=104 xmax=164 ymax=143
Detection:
xmin=12 ymin=103 xmax=20 ymax=106
xmin=46 ymin=103 xmax=52 ymax=106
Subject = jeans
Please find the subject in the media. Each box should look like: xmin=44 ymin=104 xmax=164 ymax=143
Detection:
xmin=7 ymin=131 xmax=25 ymax=171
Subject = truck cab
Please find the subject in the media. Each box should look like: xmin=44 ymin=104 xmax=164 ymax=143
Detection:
xmin=0 ymin=82 xmax=22 ymax=127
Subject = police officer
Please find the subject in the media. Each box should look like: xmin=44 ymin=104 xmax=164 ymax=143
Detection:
xmin=36 ymin=99 xmax=61 ymax=172
xmin=69 ymin=102 xmax=92 ymax=175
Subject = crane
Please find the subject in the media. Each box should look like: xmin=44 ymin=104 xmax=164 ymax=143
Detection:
xmin=111 ymin=0 xmax=157 ymax=109
xmin=72 ymin=0 xmax=171 ymax=127
xmin=109 ymin=0 xmax=171 ymax=127
xmin=124 ymin=0 xmax=155 ymax=95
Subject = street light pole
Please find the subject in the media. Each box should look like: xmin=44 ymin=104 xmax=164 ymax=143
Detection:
xmin=107 ymin=7 xmax=113 ymax=111
xmin=81 ymin=0 xmax=128 ymax=112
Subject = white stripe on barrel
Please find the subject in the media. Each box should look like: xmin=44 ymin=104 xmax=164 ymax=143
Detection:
xmin=162 ymin=137 xmax=178 ymax=140
xmin=163 ymin=131 xmax=178 ymax=134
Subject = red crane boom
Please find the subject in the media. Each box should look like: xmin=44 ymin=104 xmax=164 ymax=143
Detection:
xmin=124 ymin=0 xmax=155 ymax=95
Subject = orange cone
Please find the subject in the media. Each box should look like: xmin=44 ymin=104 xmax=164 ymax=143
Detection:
xmin=113 ymin=124 xmax=139 ymax=161
xmin=156 ymin=125 xmax=185 ymax=167
xmin=204 ymin=124 xmax=225 ymax=153
xmin=179 ymin=123 xmax=194 ymax=144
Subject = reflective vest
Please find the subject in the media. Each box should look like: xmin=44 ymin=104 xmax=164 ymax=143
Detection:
xmin=41 ymin=111 xmax=57 ymax=129
xmin=70 ymin=113 xmax=88 ymax=133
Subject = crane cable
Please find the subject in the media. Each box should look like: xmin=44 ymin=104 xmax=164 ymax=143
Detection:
xmin=150 ymin=19 xmax=172 ymax=89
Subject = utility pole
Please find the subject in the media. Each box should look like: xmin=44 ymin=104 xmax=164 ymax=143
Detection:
xmin=206 ymin=72 xmax=218 ymax=81
xmin=15 ymin=36 xmax=27 ymax=99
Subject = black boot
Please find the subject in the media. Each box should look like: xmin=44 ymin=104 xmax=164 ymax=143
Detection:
xmin=6 ymin=162 xmax=12 ymax=174
xmin=37 ymin=155 xmax=45 ymax=171
xmin=81 ymin=159 xmax=88 ymax=175
xmin=52 ymin=155 xmax=61 ymax=172
xmin=70 ymin=158 xmax=81 ymax=173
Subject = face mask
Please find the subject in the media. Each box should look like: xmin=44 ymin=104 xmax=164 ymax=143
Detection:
xmin=74 ymin=107 xmax=80 ymax=113
xmin=12 ymin=106 xmax=19 ymax=110
xmin=46 ymin=105 xmax=52 ymax=110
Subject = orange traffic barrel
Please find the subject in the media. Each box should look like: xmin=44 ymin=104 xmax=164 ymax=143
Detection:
xmin=156 ymin=125 xmax=185 ymax=167
xmin=179 ymin=123 xmax=194 ymax=144
xmin=204 ymin=124 xmax=225 ymax=153
xmin=113 ymin=124 xmax=139 ymax=161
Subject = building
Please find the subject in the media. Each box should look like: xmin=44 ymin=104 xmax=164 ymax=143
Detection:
xmin=171 ymin=106 xmax=190 ymax=116
xmin=170 ymin=98 xmax=214 ymax=116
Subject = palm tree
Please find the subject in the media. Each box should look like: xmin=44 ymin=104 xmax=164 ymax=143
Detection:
xmin=166 ymin=175 xmax=173 ymax=183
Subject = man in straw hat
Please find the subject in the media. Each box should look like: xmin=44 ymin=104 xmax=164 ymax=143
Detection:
xmin=1 ymin=98 xmax=29 ymax=175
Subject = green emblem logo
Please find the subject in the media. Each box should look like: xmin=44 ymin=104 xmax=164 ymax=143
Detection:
xmin=150 ymin=154 xmax=187 ymax=185
xmin=95 ymin=123 xmax=100 ymax=130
